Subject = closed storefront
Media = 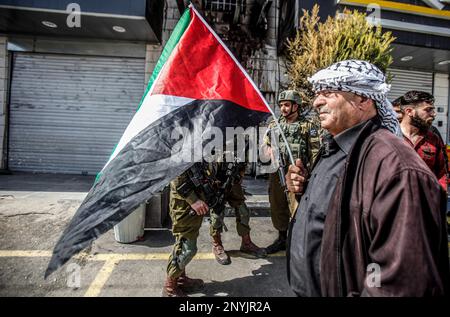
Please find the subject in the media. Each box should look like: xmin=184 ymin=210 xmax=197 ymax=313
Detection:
xmin=388 ymin=68 xmax=433 ymax=99
xmin=0 ymin=0 xmax=163 ymax=173
xmin=8 ymin=53 xmax=144 ymax=174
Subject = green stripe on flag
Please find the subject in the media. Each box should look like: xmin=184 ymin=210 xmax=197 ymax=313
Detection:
xmin=95 ymin=9 xmax=192 ymax=183
xmin=138 ymin=8 xmax=191 ymax=111
xmin=95 ymin=143 xmax=118 ymax=183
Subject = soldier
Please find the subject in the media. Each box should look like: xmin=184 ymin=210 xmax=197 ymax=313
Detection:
xmin=262 ymin=90 xmax=321 ymax=254
xmin=163 ymin=167 xmax=208 ymax=297
xmin=210 ymin=162 xmax=267 ymax=265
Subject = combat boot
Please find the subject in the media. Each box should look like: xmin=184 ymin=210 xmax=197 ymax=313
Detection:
xmin=240 ymin=233 xmax=267 ymax=258
xmin=178 ymin=271 xmax=205 ymax=293
xmin=162 ymin=276 xmax=187 ymax=297
xmin=265 ymin=231 xmax=287 ymax=254
xmin=212 ymin=233 xmax=231 ymax=265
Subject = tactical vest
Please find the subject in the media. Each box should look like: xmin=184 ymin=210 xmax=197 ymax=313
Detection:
xmin=267 ymin=108 xmax=321 ymax=171
xmin=278 ymin=121 xmax=306 ymax=161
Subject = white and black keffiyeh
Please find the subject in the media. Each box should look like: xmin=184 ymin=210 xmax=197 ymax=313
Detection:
xmin=308 ymin=60 xmax=400 ymax=135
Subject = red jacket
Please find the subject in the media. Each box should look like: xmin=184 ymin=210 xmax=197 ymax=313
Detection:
xmin=403 ymin=129 xmax=447 ymax=190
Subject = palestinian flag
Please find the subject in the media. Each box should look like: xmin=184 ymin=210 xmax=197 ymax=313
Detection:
xmin=45 ymin=5 xmax=272 ymax=277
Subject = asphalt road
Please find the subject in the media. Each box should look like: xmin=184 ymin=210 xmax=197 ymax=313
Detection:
xmin=0 ymin=173 xmax=295 ymax=297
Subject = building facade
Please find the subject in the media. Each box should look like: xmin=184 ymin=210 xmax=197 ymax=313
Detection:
xmin=0 ymin=0 xmax=281 ymax=174
xmin=0 ymin=0 xmax=449 ymax=175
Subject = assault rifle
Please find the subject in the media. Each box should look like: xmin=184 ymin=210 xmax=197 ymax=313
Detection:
xmin=176 ymin=159 xmax=244 ymax=217
xmin=277 ymin=150 xmax=288 ymax=193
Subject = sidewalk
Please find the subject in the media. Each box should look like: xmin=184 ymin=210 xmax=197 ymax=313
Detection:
xmin=241 ymin=176 xmax=270 ymax=213
xmin=0 ymin=173 xmax=270 ymax=211
xmin=0 ymin=172 xmax=290 ymax=297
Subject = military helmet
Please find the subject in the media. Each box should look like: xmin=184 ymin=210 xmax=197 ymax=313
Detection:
xmin=278 ymin=90 xmax=302 ymax=106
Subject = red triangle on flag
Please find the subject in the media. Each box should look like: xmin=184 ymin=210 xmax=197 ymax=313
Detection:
xmin=151 ymin=7 xmax=270 ymax=114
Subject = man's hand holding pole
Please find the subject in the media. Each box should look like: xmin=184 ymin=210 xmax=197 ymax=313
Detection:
xmin=286 ymin=159 xmax=308 ymax=194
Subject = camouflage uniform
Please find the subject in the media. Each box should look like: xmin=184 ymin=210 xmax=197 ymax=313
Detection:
xmin=162 ymin=167 xmax=209 ymax=297
xmin=166 ymin=170 xmax=205 ymax=279
xmin=264 ymin=110 xmax=321 ymax=232
xmin=209 ymin=181 xmax=251 ymax=237
xmin=209 ymin=161 xmax=266 ymax=264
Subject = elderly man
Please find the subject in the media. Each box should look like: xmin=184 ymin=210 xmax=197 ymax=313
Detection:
xmin=286 ymin=60 xmax=449 ymax=297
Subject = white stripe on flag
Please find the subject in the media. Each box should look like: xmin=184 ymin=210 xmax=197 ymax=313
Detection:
xmin=103 ymin=94 xmax=194 ymax=170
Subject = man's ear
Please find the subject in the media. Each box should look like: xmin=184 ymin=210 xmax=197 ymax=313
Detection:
xmin=403 ymin=106 xmax=414 ymax=116
xmin=359 ymin=96 xmax=375 ymax=111
xmin=293 ymin=103 xmax=299 ymax=112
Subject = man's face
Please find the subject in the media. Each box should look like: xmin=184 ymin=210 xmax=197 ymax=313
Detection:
xmin=279 ymin=100 xmax=298 ymax=118
xmin=312 ymin=90 xmax=366 ymax=136
xmin=407 ymin=101 xmax=435 ymax=130
xmin=393 ymin=105 xmax=403 ymax=123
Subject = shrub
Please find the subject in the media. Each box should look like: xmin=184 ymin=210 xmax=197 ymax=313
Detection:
xmin=285 ymin=4 xmax=395 ymax=105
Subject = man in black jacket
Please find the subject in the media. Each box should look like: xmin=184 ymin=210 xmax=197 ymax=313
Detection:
xmin=286 ymin=60 xmax=449 ymax=297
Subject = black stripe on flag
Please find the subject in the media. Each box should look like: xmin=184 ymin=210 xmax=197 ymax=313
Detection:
xmin=46 ymin=99 xmax=269 ymax=276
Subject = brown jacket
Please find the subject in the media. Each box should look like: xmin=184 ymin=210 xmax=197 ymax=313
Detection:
xmin=320 ymin=118 xmax=450 ymax=296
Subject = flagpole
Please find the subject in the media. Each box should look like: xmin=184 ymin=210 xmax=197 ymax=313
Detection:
xmin=188 ymin=4 xmax=295 ymax=166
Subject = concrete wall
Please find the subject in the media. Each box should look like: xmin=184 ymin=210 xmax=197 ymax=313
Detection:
xmin=434 ymin=73 xmax=450 ymax=143
xmin=144 ymin=1 xmax=177 ymax=88
xmin=0 ymin=36 xmax=8 ymax=170
xmin=245 ymin=0 xmax=279 ymax=109
xmin=144 ymin=44 xmax=162 ymax=89
xmin=161 ymin=1 xmax=181 ymax=45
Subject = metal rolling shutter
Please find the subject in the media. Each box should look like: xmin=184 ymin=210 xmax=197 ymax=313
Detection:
xmin=9 ymin=53 xmax=144 ymax=174
xmin=387 ymin=68 xmax=433 ymax=100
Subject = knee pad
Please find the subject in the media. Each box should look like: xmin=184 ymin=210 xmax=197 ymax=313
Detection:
xmin=176 ymin=239 xmax=198 ymax=271
xmin=210 ymin=212 xmax=224 ymax=229
xmin=236 ymin=204 xmax=250 ymax=224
